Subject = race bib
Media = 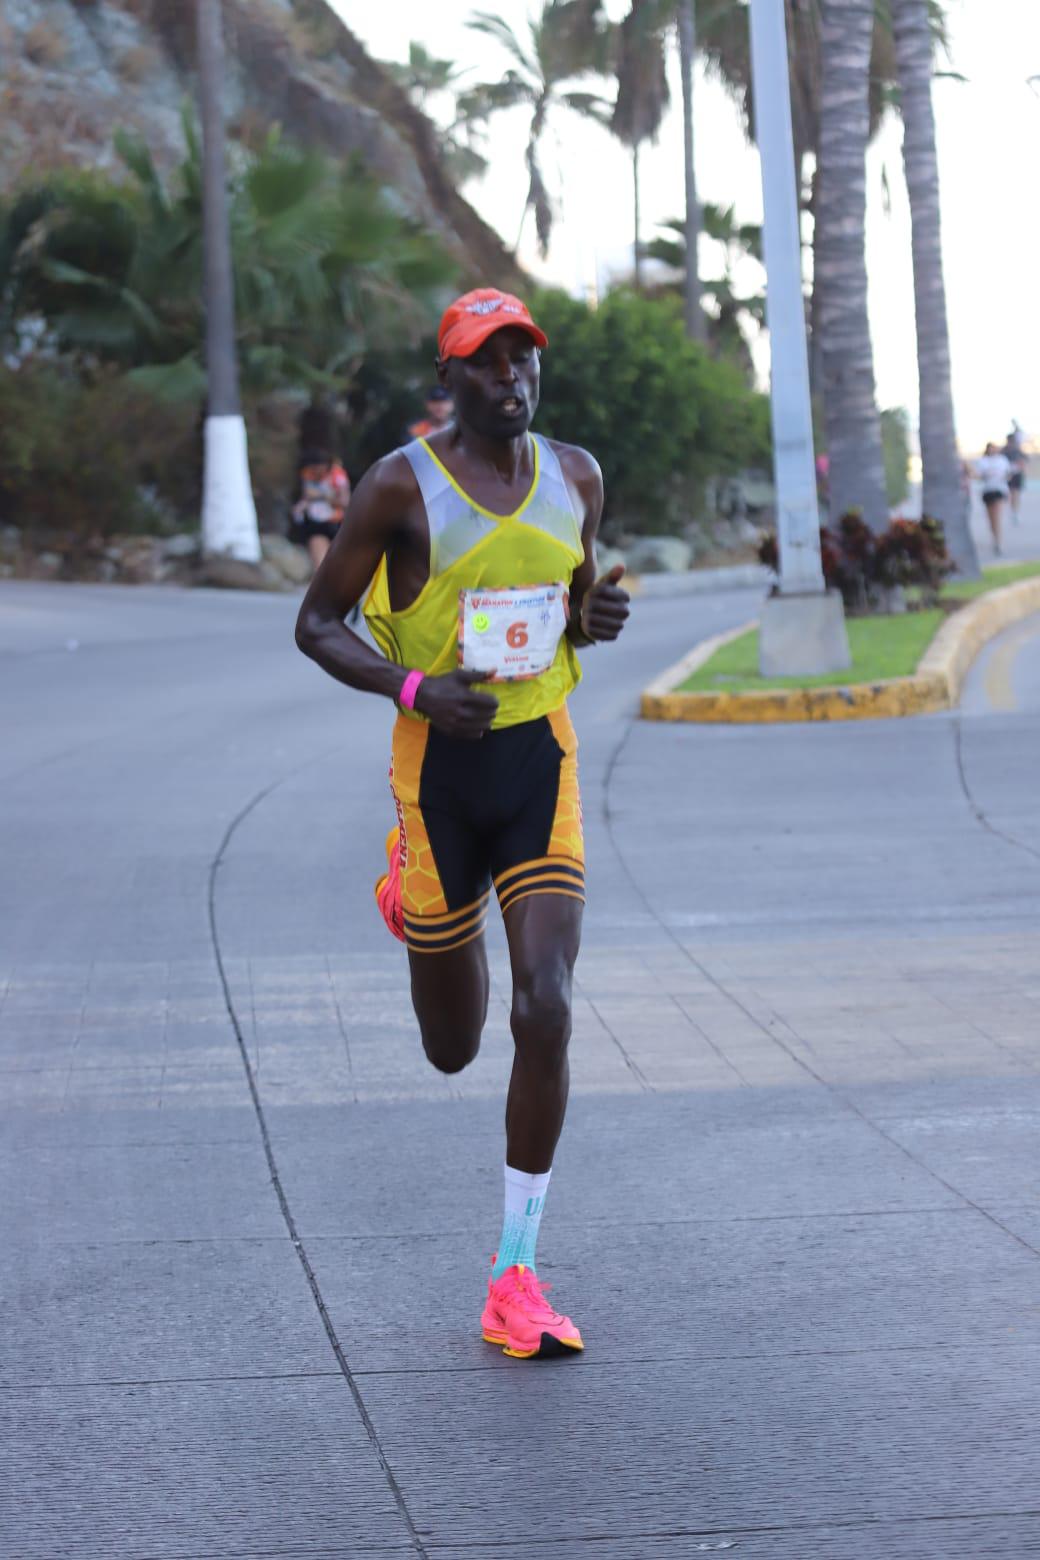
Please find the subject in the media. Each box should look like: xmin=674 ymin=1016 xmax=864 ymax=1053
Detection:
xmin=458 ymin=583 xmax=569 ymax=683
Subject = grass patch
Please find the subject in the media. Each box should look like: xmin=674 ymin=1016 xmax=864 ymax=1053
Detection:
xmin=682 ymin=614 xmax=944 ymax=692
xmin=680 ymin=563 xmax=1040 ymax=694
xmin=942 ymin=560 xmax=1040 ymax=601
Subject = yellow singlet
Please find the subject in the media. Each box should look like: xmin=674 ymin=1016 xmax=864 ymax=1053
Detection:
xmin=363 ymin=434 xmax=585 ymax=729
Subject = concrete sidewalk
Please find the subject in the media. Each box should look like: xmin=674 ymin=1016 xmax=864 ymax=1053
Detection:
xmin=2 ymin=577 xmax=1040 ymax=1558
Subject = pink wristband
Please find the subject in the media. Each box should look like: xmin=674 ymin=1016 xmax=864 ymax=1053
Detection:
xmin=398 ymin=669 xmax=425 ymax=711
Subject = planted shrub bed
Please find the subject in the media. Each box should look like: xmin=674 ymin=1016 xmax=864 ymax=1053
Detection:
xmin=681 ymin=563 xmax=1040 ymax=694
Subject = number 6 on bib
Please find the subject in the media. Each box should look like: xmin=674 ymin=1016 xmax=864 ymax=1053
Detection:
xmin=459 ymin=584 xmax=568 ymax=682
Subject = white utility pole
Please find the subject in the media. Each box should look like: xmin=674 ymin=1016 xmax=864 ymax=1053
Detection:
xmin=748 ymin=0 xmax=849 ymax=675
xmin=198 ymin=0 xmax=261 ymax=562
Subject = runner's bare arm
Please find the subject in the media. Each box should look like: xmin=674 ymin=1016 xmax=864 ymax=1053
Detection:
xmin=556 ymin=446 xmax=630 ymax=645
xmin=295 ymin=454 xmax=499 ymax=736
xmin=295 ymin=453 xmax=415 ymax=702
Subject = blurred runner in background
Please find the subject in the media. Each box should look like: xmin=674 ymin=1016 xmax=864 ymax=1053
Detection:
xmin=291 ymin=449 xmax=351 ymax=571
xmin=1004 ymin=421 xmax=1027 ymax=527
xmin=406 ymin=384 xmax=454 ymax=441
xmin=976 ymin=441 xmax=1013 ymax=556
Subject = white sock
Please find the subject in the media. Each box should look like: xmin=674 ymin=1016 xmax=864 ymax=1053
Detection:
xmin=492 ymin=1164 xmax=551 ymax=1278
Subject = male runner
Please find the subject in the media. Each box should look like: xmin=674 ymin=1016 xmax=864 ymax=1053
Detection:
xmin=295 ymin=288 xmax=629 ymax=1358
xmin=406 ymin=384 xmax=454 ymax=441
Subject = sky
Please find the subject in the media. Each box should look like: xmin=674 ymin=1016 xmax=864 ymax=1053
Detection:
xmin=333 ymin=0 xmax=1040 ymax=452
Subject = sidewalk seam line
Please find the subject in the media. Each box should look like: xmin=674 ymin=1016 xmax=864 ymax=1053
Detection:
xmin=953 ymin=714 xmax=1040 ymax=865
xmin=208 ymin=778 xmax=429 ymax=1559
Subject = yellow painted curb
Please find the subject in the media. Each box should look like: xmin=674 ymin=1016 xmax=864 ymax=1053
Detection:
xmin=640 ymin=576 xmax=1040 ymax=724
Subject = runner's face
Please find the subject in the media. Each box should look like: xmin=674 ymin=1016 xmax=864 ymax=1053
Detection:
xmin=444 ymin=327 xmax=540 ymax=439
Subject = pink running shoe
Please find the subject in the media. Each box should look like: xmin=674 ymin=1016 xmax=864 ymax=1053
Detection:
xmin=373 ymin=827 xmax=405 ymax=943
xmin=481 ymin=1259 xmax=584 ymax=1359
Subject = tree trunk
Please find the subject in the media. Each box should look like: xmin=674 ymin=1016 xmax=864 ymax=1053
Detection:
xmin=632 ymin=140 xmax=642 ymax=289
xmin=197 ymin=0 xmax=260 ymax=561
xmin=892 ymin=0 xmax=979 ymax=577
xmin=807 ymin=164 xmax=824 ymax=401
xmin=199 ymin=0 xmax=238 ymax=421
xmin=815 ymin=0 xmax=888 ymax=532
xmin=677 ymin=1 xmax=705 ymax=342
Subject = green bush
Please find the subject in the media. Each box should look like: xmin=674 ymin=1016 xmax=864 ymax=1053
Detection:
xmin=881 ymin=406 xmax=911 ymax=508
xmin=0 ymin=120 xmax=461 ymax=540
xmin=7 ymin=121 xmax=457 ymax=400
xmin=531 ymin=287 xmax=771 ymax=538
xmin=0 ymin=361 xmax=198 ymax=543
xmin=0 ymin=361 xmax=305 ymax=542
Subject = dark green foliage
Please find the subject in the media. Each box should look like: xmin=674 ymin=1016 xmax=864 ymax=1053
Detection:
xmin=645 ymin=204 xmax=765 ymax=377
xmin=0 ymin=361 xmax=198 ymax=543
xmin=0 ymin=358 xmax=304 ymax=542
xmin=532 ymin=287 xmax=771 ymax=538
xmin=5 ymin=116 xmax=458 ymax=399
xmin=0 ymin=117 xmax=460 ymax=537
xmin=881 ymin=405 xmax=911 ymax=506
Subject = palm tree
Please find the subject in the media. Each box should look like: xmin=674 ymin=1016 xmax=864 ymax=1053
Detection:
xmin=383 ymin=43 xmax=489 ymax=187
xmin=462 ymin=2 xmax=612 ymax=258
xmin=302 ymin=5 xmax=521 ymax=285
xmin=699 ymin=1 xmax=949 ymax=394
xmin=197 ymin=0 xmax=260 ymax=562
xmin=815 ymin=0 xmax=888 ymax=530
xmin=676 ymin=0 xmax=705 ymax=340
xmin=891 ymin=0 xmax=979 ymax=576
xmin=17 ymin=125 xmax=453 ymax=395
xmin=611 ymin=0 xmax=671 ymax=289
xmin=645 ymin=204 xmax=764 ymax=370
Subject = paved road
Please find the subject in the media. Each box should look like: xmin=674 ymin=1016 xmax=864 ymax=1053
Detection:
xmin=2 ymin=571 xmax=1040 ymax=1558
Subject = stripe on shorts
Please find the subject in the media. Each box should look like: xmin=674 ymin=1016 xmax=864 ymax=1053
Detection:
xmin=496 ymin=857 xmax=585 ymax=914
xmin=403 ymin=892 xmax=490 ymax=953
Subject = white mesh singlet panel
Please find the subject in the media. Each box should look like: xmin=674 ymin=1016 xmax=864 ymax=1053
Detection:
xmin=400 ymin=441 xmax=497 ymax=576
xmin=400 ymin=436 xmax=583 ymax=579
xmin=529 ymin=436 xmax=584 ymax=551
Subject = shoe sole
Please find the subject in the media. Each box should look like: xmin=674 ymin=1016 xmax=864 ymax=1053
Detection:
xmin=482 ymin=1327 xmax=584 ymax=1359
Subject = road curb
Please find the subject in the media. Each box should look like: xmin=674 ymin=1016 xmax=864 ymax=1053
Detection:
xmin=626 ymin=563 xmax=769 ymax=598
xmin=640 ymin=577 xmax=1040 ymax=724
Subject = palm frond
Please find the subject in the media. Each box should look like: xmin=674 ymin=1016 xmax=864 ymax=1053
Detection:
xmin=127 ymin=353 xmax=207 ymax=403
xmin=468 ymin=11 xmax=538 ymax=80
xmin=611 ymin=0 xmax=671 ymax=147
xmin=560 ymin=89 xmax=613 ymax=124
xmin=456 ymin=74 xmax=536 ymax=121
xmin=536 ymin=0 xmax=613 ymax=82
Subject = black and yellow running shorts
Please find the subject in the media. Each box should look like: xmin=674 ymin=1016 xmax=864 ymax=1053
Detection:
xmin=388 ymin=704 xmax=585 ymax=954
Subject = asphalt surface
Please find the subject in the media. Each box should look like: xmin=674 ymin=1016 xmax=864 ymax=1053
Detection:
xmin=3 ymin=507 xmax=1040 ymax=1557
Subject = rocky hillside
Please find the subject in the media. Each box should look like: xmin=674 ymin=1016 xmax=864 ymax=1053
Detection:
xmin=0 ymin=0 xmax=519 ymax=282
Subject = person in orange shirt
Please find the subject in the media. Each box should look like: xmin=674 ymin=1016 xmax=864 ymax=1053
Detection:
xmin=406 ymin=385 xmax=454 ymax=440
xmin=291 ymin=449 xmax=351 ymax=570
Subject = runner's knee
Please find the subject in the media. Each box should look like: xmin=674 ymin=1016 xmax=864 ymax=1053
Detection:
xmin=420 ymin=1022 xmax=481 ymax=1074
xmin=511 ymin=975 xmax=572 ymax=1059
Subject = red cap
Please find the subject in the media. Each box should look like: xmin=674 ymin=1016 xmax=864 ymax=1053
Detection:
xmin=437 ymin=288 xmax=548 ymax=361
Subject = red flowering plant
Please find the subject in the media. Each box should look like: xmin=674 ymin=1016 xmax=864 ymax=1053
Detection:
xmin=758 ymin=511 xmax=874 ymax=611
xmin=758 ymin=513 xmax=952 ymax=612
xmin=823 ymin=512 xmax=876 ymax=611
xmin=874 ymin=516 xmax=953 ymax=604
